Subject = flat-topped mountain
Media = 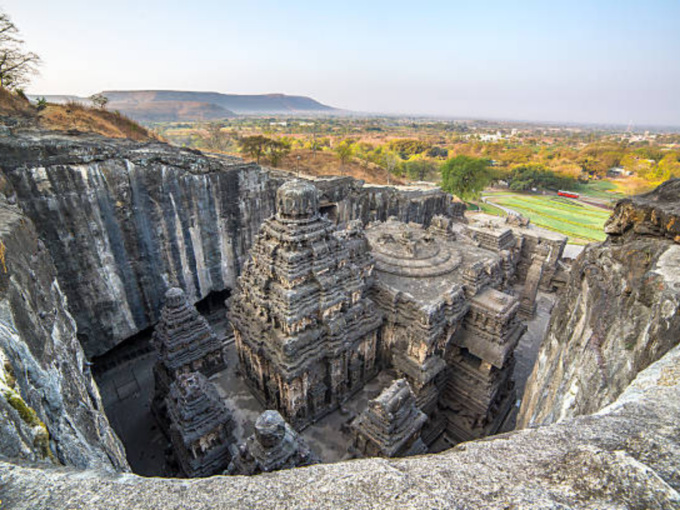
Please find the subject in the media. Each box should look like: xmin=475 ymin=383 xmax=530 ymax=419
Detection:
xmin=31 ymin=90 xmax=341 ymax=121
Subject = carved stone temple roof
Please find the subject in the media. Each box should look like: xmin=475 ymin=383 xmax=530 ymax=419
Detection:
xmin=454 ymin=287 xmax=526 ymax=369
xmin=365 ymin=217 xmax=502 ymax=306
xmin=167 ymin=372 xmax=233 ymax=448
xmin=152 ymin=287 xmax=224 ymax=374
xmin=166 ymin=372 xmax=235 ymax=477
xmin=230 ymin=180 xmax=382 ymax=380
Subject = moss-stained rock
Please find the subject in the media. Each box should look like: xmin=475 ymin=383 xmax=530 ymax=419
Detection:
xmin=0 ymin=195 xmax=128 ymax=472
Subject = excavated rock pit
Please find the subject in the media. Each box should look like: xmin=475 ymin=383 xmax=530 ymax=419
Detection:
xmin=0 ymin=130 xmax=678 ymax=509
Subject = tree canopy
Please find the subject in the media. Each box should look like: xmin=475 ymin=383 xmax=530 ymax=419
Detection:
xmin=238 ymin=135 xmax=270 ymax=163
xmin=507 ymin=164 xmax=574 ymax=191
xmin=440 ymin=155 xmax=491 ymax=200
xmin=0 ymin=11 xmax=40 ymax=89
xmin=334 ymin=139 xmax=355 ymax=170
xmin=403 ymin=157 xmax=439 ymax=181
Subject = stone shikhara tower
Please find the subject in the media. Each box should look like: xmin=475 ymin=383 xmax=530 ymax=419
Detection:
xmin=230 ymin=180 xmax=383 ymax=429
xmin=151 ymin=287 xmax=226 ymax=428
xmin=166 ymin=372 xmax=236 ymax=477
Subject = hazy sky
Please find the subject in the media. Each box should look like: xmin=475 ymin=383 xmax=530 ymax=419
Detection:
xmin=5 ymin=0 xmax=680 ymax=125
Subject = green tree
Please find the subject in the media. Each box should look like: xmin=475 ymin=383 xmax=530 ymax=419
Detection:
xmin=238 ymin=135 xmax=270 ymax=164
xmin=440 ymin=155 xmax=491 ymax=200
xmin=403 ymin=157 xmax=439 ymax=181
xmin=388 ymin=139 xmax=431 ymax=159
xmin=334 ymin=139 xmax=355 ymax=173
xmin=507 ymin=164 xmax=573 ymax=191
xmin=0 ymin=11 xmax=41 ymax=89
xmin=657 ymin=152 xmax=680 ymax=181
xmin=353 ymin=142 xmax=375 ymax=169
xmin=89 ymin=93 xmax=108 ymax=109
xmin=620 ymin=153 xmax=656 ymax=180
xmin=381 ymin=150 xmax=400 ymax=185
xmin=265 ymin=138 xmax=291 ymax=167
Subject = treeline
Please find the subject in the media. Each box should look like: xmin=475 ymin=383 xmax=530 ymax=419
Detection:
xmin=448 ymin=140 xmax=680 ymax=184
xmin=186 ymin=122 xmax=680 ymax=189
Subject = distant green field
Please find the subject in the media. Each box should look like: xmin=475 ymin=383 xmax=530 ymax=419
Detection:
xmin=483 ymin=193 xmax=611 ymax=243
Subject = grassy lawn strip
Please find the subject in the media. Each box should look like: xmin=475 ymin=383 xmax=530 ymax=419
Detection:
xmin=488 ymin=194 xmax=608 ymax=242
xmin=495 ymin=197 xmax=610 ymax=228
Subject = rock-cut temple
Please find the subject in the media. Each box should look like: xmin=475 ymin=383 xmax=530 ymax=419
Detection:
xmin=230 ymin=180 xmax=383 ymax=429
xmin=230 ymin=180 xmax=565 ymax=448
xmin=147 ymin=178 xmax=566 ymax=476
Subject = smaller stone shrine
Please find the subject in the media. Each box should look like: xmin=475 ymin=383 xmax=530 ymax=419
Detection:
xmin=227 ymin=410 xmax=318 ymax=476
xmin=151 ymin=287 xmax=226 ymax=429
xmin=351 ymin=379 xmax=427 ymax=458
xmin=166 ymin=372 xmax=236 ymax=477
xmin=465 ymin=213 xmax=567 ymax=291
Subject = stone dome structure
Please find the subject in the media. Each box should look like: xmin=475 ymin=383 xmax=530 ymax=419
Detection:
xmin=275 ymin=179 xmax=320 ymax=220
xmin=164 ymin=287 xmax=187 ymax=308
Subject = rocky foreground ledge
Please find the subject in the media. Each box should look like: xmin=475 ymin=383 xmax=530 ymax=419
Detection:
xmin=1 ymin=344 xmax=679 ymax=509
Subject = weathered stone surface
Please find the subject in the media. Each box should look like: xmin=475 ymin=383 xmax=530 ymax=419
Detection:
xmin=0 ymin=195 xmax=127 ymax=472
xmin=519 ymin=180 xmax=680 ymax=427
xmin=166 ymin=372 xmax=235 ymax=477
xmin=230 ymin=180 xmax=383 ymax=428
xmin=228 ymin=410 xmax=317 ymax=475
xmin=604 ymin=178 xmax=680 ymax=244
xmin=352 ymin=379 xmax=427 ymax=458
xmin=0 ymin=133 xmax=278 ymax=357
xmin=0 ymin=133 xmax=456 ymax=357
xmin=1 ymin=344 xmax=679 ymax=509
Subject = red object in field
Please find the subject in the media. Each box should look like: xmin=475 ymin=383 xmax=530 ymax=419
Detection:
xmin=558 ymin=190 xmax=579 ymax=199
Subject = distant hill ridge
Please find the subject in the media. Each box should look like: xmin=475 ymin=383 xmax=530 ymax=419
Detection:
xmin=30 ymin=90 xmax=340 ymax=121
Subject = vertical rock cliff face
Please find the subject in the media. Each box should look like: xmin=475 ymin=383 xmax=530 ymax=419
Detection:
xmin=0 ymin=134 xmax=455 ymax=357
xmin=518 ymin=179 xmax=680 ymax=427
xmin=0 ymin=193 xmax=128 ymax=471
xmin=0 ymin=134 xmax=279 ymax=357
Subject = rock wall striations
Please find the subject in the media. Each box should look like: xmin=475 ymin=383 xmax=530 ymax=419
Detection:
xmin=518 ymin=178 xmax=680 ymax=427
xmin=0 ymin=133 xmax=455 ymax=357
xmin=0 ymin=193 xmax=128 ymax=472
